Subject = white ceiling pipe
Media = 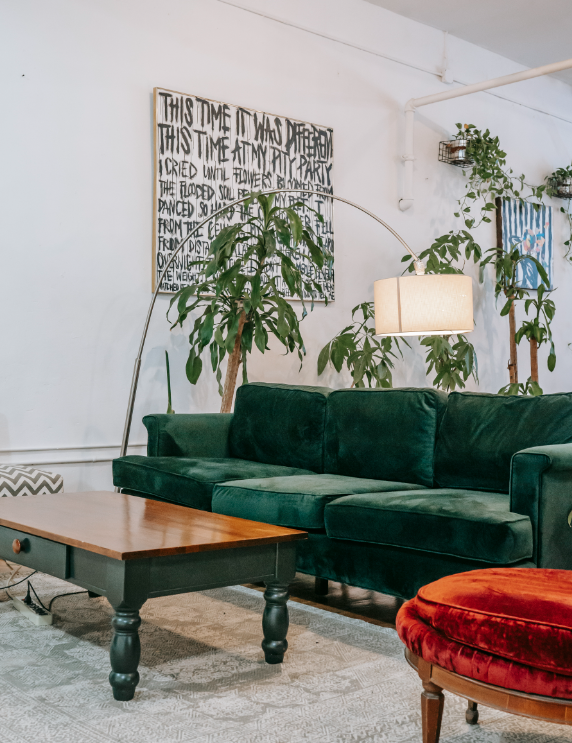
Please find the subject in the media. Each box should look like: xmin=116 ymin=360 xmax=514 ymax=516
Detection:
xmin=399 ymin=57 xmax=572 ymax=211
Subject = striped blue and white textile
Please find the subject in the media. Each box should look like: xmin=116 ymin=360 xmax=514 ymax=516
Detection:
xmin=501 ymin=198 xmax=553 ymax=290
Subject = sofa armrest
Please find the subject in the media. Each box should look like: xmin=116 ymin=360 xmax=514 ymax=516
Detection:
xmin=510 ymin=444 xmax=572 ymax=568
xmin=143 ymin=413 xmax=233 ymax=458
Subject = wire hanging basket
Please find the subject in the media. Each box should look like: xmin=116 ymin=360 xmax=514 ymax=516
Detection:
xmin=547 ymin=175 xmax=572 ymax=199
xmin=439 ymin=138 xmax=474 ymax=168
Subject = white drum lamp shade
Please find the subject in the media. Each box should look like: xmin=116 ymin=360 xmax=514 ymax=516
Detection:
xmin=374 ymin=274 xmax=473 ymax=336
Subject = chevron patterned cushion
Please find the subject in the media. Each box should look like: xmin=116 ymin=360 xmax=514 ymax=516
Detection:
xmin=0 ymin=466 xmax=64 ymax=497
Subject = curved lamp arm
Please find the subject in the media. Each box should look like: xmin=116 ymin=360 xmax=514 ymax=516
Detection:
xmin=119 ymin=188 xmax=423 ymax=458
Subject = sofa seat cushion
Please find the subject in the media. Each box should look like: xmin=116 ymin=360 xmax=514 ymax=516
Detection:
xmin=434 ymin=391 xmax=572 ymax=493
xmin=396 ymin=568 xmax=572 ymax=698
xmin=112 ymin=456 xmax=314 ymax=511
xmin=212 ymin=474 xmax=425 ymax=530
xmin=324 ymin=387 xmax=447 ymax=487
xmin=324 ymin=489 xmax=533 ymax=564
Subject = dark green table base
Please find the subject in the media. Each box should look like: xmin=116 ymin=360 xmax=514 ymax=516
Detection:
xmin=0 ymin=526 xmax=296 ymax=700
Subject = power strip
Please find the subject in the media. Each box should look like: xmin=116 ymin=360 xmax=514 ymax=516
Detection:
xmin=11 ymin=596 xmax=53 ymax=626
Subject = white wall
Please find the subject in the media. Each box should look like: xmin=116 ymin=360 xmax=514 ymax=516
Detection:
xmin=1 ymin=0 xmax=572 ymax=491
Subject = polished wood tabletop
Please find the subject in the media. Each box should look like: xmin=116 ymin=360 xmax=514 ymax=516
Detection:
xmin=0 ymin=492 xmax=306 ymax=560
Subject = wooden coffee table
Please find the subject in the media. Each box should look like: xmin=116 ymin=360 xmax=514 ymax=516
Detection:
xmin=0 ymin=491 xmax=306 ymax=700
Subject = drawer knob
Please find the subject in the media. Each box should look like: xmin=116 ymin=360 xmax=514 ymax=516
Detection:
xmin=12 ymin=539 xmax=22 ymax=554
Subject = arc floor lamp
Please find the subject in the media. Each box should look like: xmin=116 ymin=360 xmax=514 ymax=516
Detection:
xmin=119 ymin=188 xmax=473 ymax=458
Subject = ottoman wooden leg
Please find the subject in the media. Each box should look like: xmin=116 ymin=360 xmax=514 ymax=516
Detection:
xmin=466 ymin=700 xmax=479 ymax=724
xmin=403 ymin=649 xmax=572 ymax=741
xmin=421 ymin=679 xmax=445 ymax=743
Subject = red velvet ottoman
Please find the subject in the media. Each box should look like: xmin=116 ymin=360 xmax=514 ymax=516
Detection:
xmin=396 ymin=568 xmax=572 ymax=742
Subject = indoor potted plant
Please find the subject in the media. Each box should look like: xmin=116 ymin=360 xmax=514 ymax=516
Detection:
xmin=168 ymin=192 xmax=333 ymax=412
xmin=546 ymin=164 xmax=572 ymax=199
xmin=439 ymin=123 xmax=476 ymax=168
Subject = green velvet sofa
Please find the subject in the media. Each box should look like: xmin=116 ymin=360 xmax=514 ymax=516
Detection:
xmin=113 ymin=383 xmax=572 ymax=599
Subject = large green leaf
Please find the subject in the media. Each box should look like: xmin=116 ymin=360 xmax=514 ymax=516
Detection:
xmin=185 ymin=350 xmax=203 ymax=385
xmin=280 ymin=262 xmax=297 ymax=296
xmin=225 ymin=312 xmax=241 ymax=353
xmin=285 ymin=208 xmax=304 ymax=245
xmin=254 ymin=314 xmax=268 ymax=353
xmin=317 ymin=343 xmax=331 ymax=375
xmin=276 ymin=303 xmax=289 ymax=338
xmin=199 ymin=311 xmax=215 ymax=348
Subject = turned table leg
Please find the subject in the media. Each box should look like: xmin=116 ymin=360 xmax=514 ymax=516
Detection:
xmin=109 ymin=606 xmax=143 ymax=700
xmin=315 ymin=577 xmax=329 ymax=595
xmin=262 ymin=581 xmax=289 ymax=664
xmin=466 ymin=700 xmax=479 ymax=724
xmin=422 ymin=679 xmax=445 ymax=743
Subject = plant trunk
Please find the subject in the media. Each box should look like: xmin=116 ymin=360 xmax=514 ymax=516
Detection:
xmin=220 ymin=311 xmax=246 ymax=413
xmin=498 ymin=197 xmax=518 ymax=386
xmin=508 ymin=300 xmax=518 ymax=385
xmin=530 ymin=338 xmax=539 ymax=383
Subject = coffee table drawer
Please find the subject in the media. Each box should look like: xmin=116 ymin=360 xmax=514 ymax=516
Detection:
xmin=0 ymin=527 xmax=68 ymax=578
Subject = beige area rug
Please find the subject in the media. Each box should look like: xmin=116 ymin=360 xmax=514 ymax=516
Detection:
xmin=0 ymin=569 xmax=570 ymax=743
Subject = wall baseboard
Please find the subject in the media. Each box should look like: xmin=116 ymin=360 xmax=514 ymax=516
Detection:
xmin=0 ymin=443 xmax=146 ymax=467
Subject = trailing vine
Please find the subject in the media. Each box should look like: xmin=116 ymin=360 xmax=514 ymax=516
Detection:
xmin=454 ymin=123 xmax=546 ymax=227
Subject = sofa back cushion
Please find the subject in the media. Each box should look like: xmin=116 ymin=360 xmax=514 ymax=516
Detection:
xmin=324 ymin=388 xmax=447 ymax=487
xmin=229 ymin=383 xmax=332 ymax=472
xmin=434 ymin=391 xmax=572 ymax=493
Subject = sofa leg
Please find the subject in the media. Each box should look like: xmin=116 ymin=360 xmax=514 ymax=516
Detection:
xmin=421 ymin=679 xmax=444 ymax=743
xmin=465 ymin=700 xmax=479 ymax=724
xmin=314 ymin=577 xmax=329 ymax=595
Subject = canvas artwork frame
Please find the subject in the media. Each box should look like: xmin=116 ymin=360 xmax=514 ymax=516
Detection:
xmin=500 ymin=198 xmax=553 ymax=290
xmin=152 ymin=88 xmax=334 ymax=301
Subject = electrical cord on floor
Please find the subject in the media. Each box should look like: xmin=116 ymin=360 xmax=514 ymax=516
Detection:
xmin=0 ymin=571 xmax=38 ymax=591
xmin=5 ymin=580 xmax=50 ymax=616
xmin=1 ymin=560 xmax=26 ymax=588
xmin=27 ymin=581 xmax=49 ymax=613
xmin=48 ymin=591 xmax=88 ymax=612
xmin=1 ymin=564 xmax=89 ymax=614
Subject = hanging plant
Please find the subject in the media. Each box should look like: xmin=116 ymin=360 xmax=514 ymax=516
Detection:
xmin=545 ymin=164 xmax=572 ymax=261
xmin=453 ymin=123 xmax=546 ymax=230
xmin=438 ymin=137 xmax=474 ymax=168
xmin=168 ymin=192 xmax=332 ymax=412
xmin=546 ymin=165 xmax=572 ymax=199
xmin=317 ymin=302 xmax=406 ymax=388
